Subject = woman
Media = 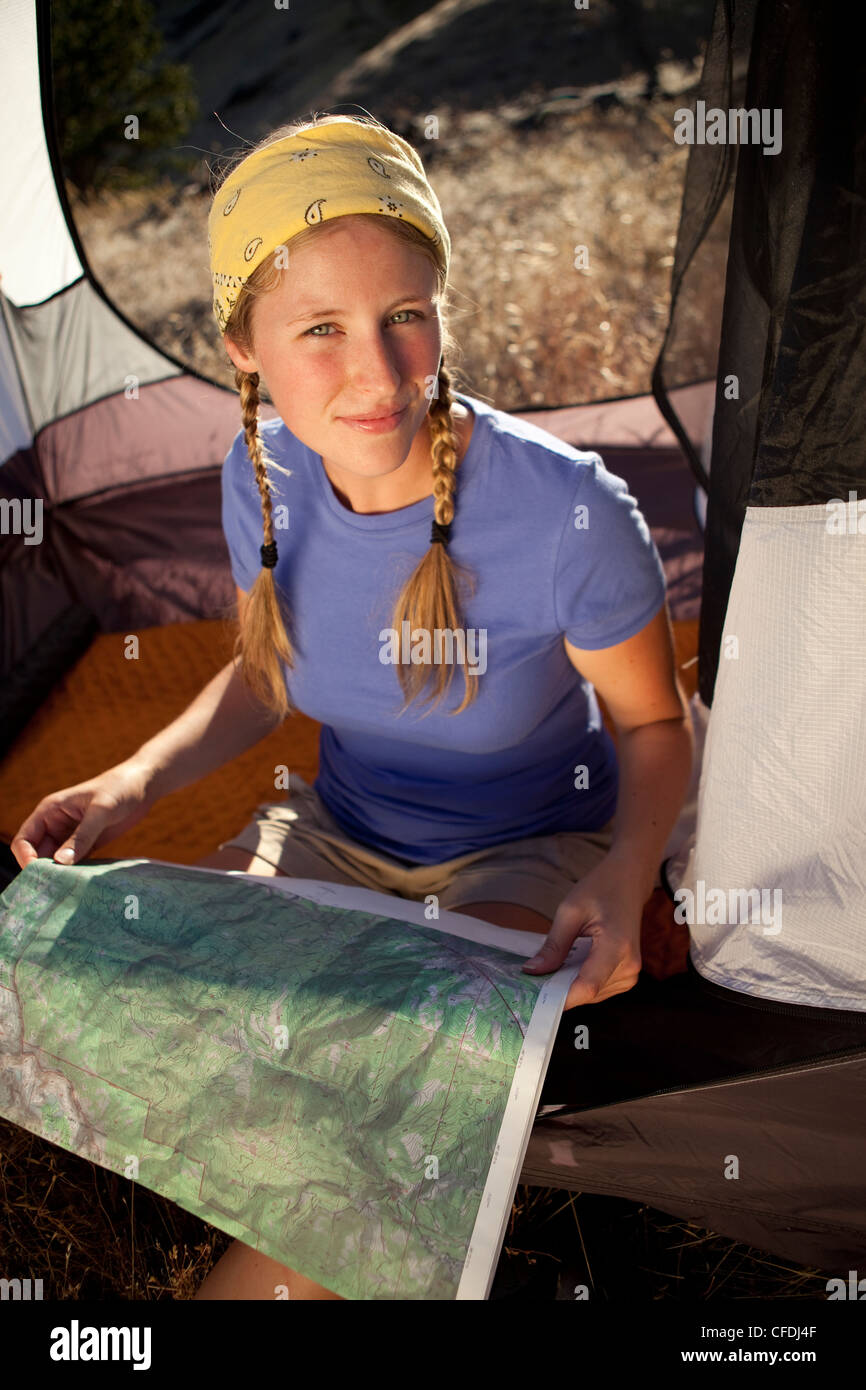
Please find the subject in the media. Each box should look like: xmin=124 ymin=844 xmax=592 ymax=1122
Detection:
xmin=11 ymin=113 xmax=692 ymax=1299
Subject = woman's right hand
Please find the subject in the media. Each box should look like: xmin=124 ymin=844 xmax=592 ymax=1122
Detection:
xmin=10 ymin=761 xmax=159 ymax=870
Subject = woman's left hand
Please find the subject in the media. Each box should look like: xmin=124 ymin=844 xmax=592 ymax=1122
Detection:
xmin=520 ymin=857 xmax=645 ymax=1009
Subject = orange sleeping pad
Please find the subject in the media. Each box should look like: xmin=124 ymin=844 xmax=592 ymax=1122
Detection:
xmin=0 ymin=617 xmax=699 ymax=979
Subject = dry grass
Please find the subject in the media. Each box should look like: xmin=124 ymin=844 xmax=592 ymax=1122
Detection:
xmin=0 ymin=1114 xmax=833 ymax=1301
xmin=69 ymin=95 xmax=728 ymax=410
xmin=500 ymin=1185 xmax=832 ymax=1301
xmin=0 ymin=1119 xmax=230 ymax=1300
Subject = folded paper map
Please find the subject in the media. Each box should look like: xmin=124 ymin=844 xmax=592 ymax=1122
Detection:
xmin=0 ymin=858 xmax=582 ymax=1300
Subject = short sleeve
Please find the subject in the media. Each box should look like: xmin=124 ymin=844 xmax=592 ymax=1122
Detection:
xmin=554 ymin=452 xmax=667 ymax=649
xmin=220 ymin=428 xmax=262 ymax=593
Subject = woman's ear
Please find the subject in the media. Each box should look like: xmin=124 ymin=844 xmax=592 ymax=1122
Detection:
xmin=224 ymin=334 xmax=258 ymax=375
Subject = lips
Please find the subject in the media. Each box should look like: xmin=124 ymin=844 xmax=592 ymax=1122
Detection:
xmin=338 ymin=404 xmax=409 ymax=432
xmin=342 ymin=405 xmax=406 ymax=422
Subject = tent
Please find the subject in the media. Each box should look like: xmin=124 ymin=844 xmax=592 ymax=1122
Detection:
xmin=1 ymin=0 xmax=864 ymax=1278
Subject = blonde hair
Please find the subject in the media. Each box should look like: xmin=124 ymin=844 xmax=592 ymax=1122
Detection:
xmin=215 ymin=113 xmax=479 ymax=723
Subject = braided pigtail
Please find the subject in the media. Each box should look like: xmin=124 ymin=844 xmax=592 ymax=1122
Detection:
xmin=214 ymin=113 xmax=477 ymax=720
xmin=389 ymin=361 xmax=479 ymax=718
xmin=231 ymin=367 xmax=296 ymax=720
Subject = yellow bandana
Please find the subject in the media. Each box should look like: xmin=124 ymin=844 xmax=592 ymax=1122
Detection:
xmin=207 ymin=119 xmax=451 ymax=337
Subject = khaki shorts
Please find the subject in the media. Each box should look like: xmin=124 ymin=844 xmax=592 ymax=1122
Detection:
xmin=218 ymin=775 xmax=615 ymax=922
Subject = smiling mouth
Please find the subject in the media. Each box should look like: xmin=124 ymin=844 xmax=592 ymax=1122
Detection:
xmin=337 ymin=405 xmax=410 ymax=432
xmin=340 ymin=405 xmax=408 ymax=422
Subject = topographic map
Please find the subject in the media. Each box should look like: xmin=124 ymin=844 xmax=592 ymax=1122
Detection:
xmin=0 ymin=858 xmax=577 ymax=1300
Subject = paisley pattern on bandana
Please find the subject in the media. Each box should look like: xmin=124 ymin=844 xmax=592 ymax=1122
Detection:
xmin=207 ymin=120 xmax=450 ymax=337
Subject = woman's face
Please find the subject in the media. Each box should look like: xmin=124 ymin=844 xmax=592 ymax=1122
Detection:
xmin=224 ymin=217 xmax=443 ymax=501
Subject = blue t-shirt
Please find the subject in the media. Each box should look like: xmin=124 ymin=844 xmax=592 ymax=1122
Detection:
xmin=221 ymin=391 xmax=667 ymax=864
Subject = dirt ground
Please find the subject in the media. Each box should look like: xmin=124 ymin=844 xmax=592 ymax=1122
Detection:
xmin=69 ymin=0 xmax=724 ymax=409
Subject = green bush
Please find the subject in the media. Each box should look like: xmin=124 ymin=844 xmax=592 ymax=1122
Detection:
xmin=50 ymin=0 xmax=198 ymax=200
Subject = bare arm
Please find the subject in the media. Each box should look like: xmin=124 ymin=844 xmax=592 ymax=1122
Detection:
xmin=11 ymin=590 xmax=284 ymax=868
xmin=129 ymin=654 xmax=283 ymax=801
xmin=128 ymin=586 xmax=283 ymax=799
xmin=518 ymin=604 xmax=692 ymax=1009
xmin=563 ymin=602 xmax=693 ymax=903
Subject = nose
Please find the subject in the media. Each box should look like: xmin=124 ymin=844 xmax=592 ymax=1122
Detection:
xmin=344 ymin=322 xmax=403 ymax=397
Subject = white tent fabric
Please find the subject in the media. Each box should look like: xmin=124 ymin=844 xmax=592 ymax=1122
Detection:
xmin=0 ymin=0 xmax=83 ymax=307
xmin=675 ymin=503 xmax=866 ymax=1010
